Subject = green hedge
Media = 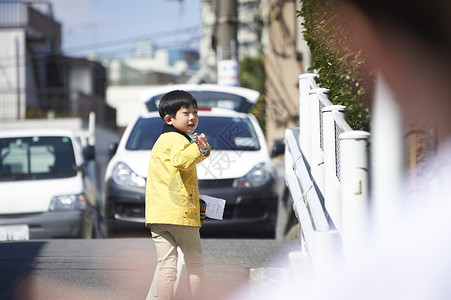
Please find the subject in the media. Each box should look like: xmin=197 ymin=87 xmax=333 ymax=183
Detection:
xmin=240 ymin=56 xmax=266 ymax=134
xmin=299 ymin=0 xmax=373 ymax=131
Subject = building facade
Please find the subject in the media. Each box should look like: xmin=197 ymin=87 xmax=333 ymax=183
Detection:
xmin=263 ymin=0 xmax=307 ymax=148
xmin=0 ymin=1 xmax=114 ymax=127
xmin=103 ymin=44 xmax=199 ymax=87
xmin=0 ymin=1 xmax=62 ymax=119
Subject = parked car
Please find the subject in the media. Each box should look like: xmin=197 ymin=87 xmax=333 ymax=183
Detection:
xmin=0 ymin=129 xmax=98 ymax=240
xmin=102 ymin=84 xmax=279 ymax=237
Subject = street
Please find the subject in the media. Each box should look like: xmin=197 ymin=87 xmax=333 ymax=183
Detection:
xmin=1 ymin=0 xmax=448 ymax=298
xmin=0 ymin=124 xmax=301 ymax=299
xmin=1 ymin=237 xmax=301 ymax=299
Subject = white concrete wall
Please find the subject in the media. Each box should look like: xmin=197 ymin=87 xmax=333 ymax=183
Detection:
xmin=0 ymin=118 xmax=83 ymax=131
xmin=0 ymin=29 xmax=26 ymax=119
xmin=106 ymin=86 xmax=155 ymax=127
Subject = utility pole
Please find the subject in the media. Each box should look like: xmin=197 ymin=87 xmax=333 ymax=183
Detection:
xmin=215 ymin=0 xmax=239 ymax=86
xmin=216 ymin=0 xmax=238 ymax=60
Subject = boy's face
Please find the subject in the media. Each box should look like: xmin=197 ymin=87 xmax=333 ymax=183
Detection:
xmin=165 ymin=105 xmax=199 ymax=134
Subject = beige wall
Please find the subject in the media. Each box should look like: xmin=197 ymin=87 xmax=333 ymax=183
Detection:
xmin=264 ymin=0 xmax=303 ymax=149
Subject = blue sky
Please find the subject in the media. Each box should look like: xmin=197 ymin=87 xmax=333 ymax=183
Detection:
xmin=49 ymin=0 xmax=202 ymax=59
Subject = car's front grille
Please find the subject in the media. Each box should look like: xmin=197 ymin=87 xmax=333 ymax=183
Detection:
xmin=222 ymin=204 xmax=267 ymax=220
xmin=198 ymin=179 xmax=234 ymax=188
xmin=223 ymin=205 xmax=234 ymax=219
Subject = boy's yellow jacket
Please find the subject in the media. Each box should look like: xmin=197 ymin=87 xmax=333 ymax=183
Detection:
xmin=145 ymin=131 xmax=210 ymax=228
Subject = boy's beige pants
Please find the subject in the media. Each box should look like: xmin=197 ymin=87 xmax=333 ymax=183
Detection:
xmin=150 ymin=224 xmax=204 ymax=300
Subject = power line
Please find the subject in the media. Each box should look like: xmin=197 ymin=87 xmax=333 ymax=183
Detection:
xmin=97 ymin=38 xmax=202 ymax=60
xmin=0 ymin=35 xmax=202 ymax=71
xmin=62 ymin=25 xmax=200 ymax=53
xmin=0 ymin=25 xmax=201 ymax=64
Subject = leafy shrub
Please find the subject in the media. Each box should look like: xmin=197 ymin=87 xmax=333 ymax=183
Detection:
xmin=299 ymin=0 xmax=373 ymax=131
xmin=240 ymin=56 xmax=266 ymax=134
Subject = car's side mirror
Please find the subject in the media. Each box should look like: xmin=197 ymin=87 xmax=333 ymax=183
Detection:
xmin=108 ymin=142 xmax=118 ymax=160
xmin=271 ymin=140 xmax=285 ymax=158
xmin=83 ymin=145 xmax=96 ymax=161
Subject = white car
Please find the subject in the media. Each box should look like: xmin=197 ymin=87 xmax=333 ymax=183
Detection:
xmin=102 ymin=84 xmax=278 ymax=237
xmin=0 ymin=129 xmax=98 ymax=240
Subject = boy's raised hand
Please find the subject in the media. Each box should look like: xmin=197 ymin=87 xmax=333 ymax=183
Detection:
xmin=193 ymin=133 xmax=208 ymax=151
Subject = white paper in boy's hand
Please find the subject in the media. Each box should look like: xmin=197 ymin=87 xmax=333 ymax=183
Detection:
xmin=200 ymin=195 xmax=226 ymax=220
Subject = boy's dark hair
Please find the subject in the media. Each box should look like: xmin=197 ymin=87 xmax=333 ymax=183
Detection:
xmin=158 ymin=90 xmax=198 ymax=120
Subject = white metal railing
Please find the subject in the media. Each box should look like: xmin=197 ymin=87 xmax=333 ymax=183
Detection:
xmin=285 ymin=73 xmax=371 ymax=273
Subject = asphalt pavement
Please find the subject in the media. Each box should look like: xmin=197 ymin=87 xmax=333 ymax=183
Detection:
xmin=0 ymin=238 xmax=302 ymax=300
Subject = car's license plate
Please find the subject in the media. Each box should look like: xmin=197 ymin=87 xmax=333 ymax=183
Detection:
xmin=0 ymin=224 xmax=29 ymax=241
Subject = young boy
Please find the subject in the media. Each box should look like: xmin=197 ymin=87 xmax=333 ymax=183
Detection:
xmin=145 ymin=90 xmax=210 ymax=300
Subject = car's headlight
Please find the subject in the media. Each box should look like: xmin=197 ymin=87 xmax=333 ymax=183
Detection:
xmin=233 ymin=163 xmax=272 ymax=188
xmin=112 ymin=162 xmax=146 ymax=187
xmin=49 ymin=194 xmax=87 ymax=211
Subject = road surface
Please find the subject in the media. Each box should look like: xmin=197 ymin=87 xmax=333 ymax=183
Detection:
xmin=1 ymin=238 xmax=302 ymax=299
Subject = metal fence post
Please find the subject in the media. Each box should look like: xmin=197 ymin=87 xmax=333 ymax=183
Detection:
xmin=309 ymin=88 xmax=329 ymax=196
xmin=299 ymin=73 xmax=318 ymax=165
xmin=322 ymin=105 xmax=345 ymax=231
xmin=339 ymin=130 xmax=370 ymax=265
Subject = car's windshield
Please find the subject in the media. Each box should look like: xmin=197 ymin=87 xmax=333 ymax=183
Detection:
xmin=147 ymin=91 xmax=252 ymax=113
xmin=126 ymin=116 xmax=260 ymax=151
xmin=196 ymin=116 xmax=260 ymax=151
xmin=0 ymin=136 xmax=77 ymax=181
xmin=126 ymin=117 xmax=163 ymax=150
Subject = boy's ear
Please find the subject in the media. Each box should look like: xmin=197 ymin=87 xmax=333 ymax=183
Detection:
xmin=164 ymin=115 xmax=173 ymax=125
